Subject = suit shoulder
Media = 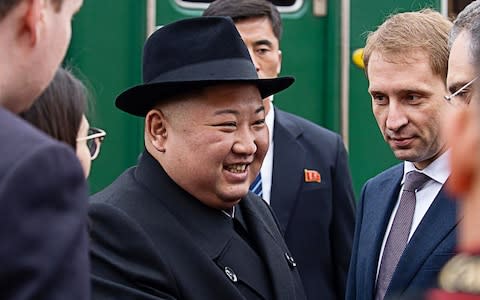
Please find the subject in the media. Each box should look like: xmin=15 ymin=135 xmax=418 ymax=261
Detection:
xmin=0 ymin=110 xmax=86 ymax=200
xmin=0 ymin=108 xmax=72 ymax=165
xmin=275 ymin=108 xmax=341 ymax=141
xmin=90 ymin=167 xmax=139 ymax=206
xmin=364 ymin=163 xmax=403 ymax=187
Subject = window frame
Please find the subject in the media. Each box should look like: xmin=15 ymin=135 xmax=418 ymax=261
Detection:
xmin=174 ymin=0 xmax=304 ymax=13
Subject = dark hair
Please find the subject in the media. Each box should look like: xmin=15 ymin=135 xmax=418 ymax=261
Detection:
xmin=202 ymin=0 xmax=283 ymax=41
xmin=0 ymin=0 xmax=63 ymax=21
xmin=20 ymin=67 xmax=87 ymax=149
xmin=449 ymin=0 xmax=480 ymax=49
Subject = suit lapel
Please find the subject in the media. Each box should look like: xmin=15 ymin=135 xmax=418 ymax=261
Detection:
xmin=270 ymin=109 xmax=305 ymax=233
xmin=361 ymin=166 xmax=403 ymax=299
xmin=240 ymin=195 xmax=298 ymax=300
xmin=386 ymin=187 xmax=458 ymax=297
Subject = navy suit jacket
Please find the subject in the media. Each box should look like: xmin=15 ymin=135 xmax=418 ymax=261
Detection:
xmin=0 ymin=108 xmax=90 ymax=299
xmin=270 ymin=108 xmax=356 ymax=300
xmin=346 ymin=163 xmax=458 ymax=300
xmin=89 ymin=150 xmax=306 ymax=300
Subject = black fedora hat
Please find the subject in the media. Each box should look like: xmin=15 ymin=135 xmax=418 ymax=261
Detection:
xmin=115 ymin=16 xmax=294 ymax=116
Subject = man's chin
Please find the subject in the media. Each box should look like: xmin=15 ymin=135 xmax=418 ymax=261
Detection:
xmin=391 ymin=148 xmax=417 ymax=162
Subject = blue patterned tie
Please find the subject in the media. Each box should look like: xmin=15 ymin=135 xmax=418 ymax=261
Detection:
xmin=375 ymin=171 xmax=431 ymax=300
xmin=250 ymin=173 xmax=263 ymax=197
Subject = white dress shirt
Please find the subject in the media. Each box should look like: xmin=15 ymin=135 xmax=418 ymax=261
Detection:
xmin=259 ymin=99 xmax=274 ymax=204
xmin=375 ymin=150 xmax=451 ymax=280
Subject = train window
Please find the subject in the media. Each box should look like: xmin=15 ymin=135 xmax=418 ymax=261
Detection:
xmin=175 ymin=0 xmax=303 ymax=13
xmin=447 ymin=0 xmax=474 ymax=19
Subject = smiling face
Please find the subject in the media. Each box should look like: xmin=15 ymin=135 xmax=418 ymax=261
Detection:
xmin=447 ymin=30 xmax=477 ymax=106
xmin=367 ymin=50 xmax=450 ymax=169
xmin=147 ymin=83 xmax=268 ymax=210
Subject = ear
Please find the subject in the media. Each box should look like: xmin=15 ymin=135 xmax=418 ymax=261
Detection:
xmin=145 ymin=109 xmax=168 ymax=153
xmin=446 ymin=107 xmax=477 ymax=197
xmin=276 ymin=49 xmax=282 ymax=75
xmin=21 ymin=0 xmax=44 ymax=46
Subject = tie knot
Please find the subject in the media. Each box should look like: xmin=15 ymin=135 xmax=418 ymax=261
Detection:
xmin=403 ymin=171 xmax=431 ymax=192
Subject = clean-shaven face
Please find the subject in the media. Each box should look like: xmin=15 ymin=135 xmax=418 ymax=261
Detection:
xmin=161 ymin=83 xmax=269 ymax=210
xmin=368 ymin=50 xmax=450 ymax=169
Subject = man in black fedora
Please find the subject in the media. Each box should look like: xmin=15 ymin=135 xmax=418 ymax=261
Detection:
xmin=89 ymin=16 xmax=306 ymax=300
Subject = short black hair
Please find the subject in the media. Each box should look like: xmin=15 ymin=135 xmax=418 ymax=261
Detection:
xmin=202 ymin=0 xmax=283 ymax=41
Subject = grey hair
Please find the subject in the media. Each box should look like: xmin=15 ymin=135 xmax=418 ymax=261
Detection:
xmin=449 ymin=0 xmax=480 ymax=49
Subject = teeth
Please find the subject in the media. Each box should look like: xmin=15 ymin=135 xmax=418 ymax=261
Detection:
xmin=226 ymin=164 xmax=247 ymax=173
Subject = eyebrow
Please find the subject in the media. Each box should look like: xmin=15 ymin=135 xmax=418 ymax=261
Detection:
xmin=213 ymin=106 xmax=265 ymax=116
xmin=253 ymin=40 xmax=274 ymax=48
xmin=368 ymin=87 xmax=429 ymax=95
xmin=448 ymin=81 xmax=469 ymax=94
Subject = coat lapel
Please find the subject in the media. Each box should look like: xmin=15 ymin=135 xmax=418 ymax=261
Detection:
xmin=135 ymin=151 xmax=283 ymax=300
xmin=270 ymin=109 xmax=305 ymax=233
xmin=386 ymin=187 xmax=458 ymax=297
xmin=361 ymin=166 xmax=403 ymax=299
xmin=240 ymin=195 xmax=300 ymax=300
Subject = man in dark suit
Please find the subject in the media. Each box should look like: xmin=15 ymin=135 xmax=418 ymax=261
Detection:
xmin=89 ymin=16 xmax=306 ymax=300
xmin=203 ymin=1 xmax=356 ymax=299
xmin=0 ymin=0 xmax=89 ymax=299
xmin=346 ymin=10 xmax=457 ymax=300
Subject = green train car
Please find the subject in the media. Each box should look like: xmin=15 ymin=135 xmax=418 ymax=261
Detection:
xmin=68 ymin=0 xmax=471 ymax=195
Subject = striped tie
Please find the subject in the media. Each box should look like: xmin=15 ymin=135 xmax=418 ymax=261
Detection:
xmin=250 ymin=173 xmax=263 ymax=197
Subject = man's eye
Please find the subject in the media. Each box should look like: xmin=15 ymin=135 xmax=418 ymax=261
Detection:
xmin=217 ymin=122 xmax=236 ymax=127
xmin=372 ymin=94 xmax=387 ymax=104
xmin=253 ymin=119 xmax=266 ymax=126
xmin=406 ymin=94 xmax=420 ymax=101
xmin=256 ymin=48 xmax=269 ymax=55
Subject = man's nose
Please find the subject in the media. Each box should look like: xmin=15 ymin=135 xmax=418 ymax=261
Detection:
xmin=233 ymin=128 xmax=258 ymax=155
xmin=247 ymin=49 xmax=261 ymax=73
xmin=386 ymin=102 xmax=408 ymax=131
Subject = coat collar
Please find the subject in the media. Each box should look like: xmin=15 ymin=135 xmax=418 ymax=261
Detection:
xmin=134 ymin=150 xmax=302 ymax=300
xmin=134 ymin=150 xmax=234 ymax=259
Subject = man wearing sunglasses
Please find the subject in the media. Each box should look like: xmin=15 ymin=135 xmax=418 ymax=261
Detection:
xmin=446 ymin=0 xmax=480 ymax=106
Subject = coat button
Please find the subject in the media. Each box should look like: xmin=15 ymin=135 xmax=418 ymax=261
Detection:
xmin=285 ymin=252 xmax=297 ymax=268
xmin=224 ymin=266 xmax=238 ymax=282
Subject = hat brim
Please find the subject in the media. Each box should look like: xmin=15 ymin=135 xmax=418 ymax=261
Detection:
xmin=115 ymin=76 xmax=294 ymax=117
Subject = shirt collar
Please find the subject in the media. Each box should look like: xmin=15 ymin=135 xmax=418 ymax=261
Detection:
xmin=265 ymin=98 xmax=274 ymax=145
xmin=402 ymin=150 xmax=451 ymax=185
